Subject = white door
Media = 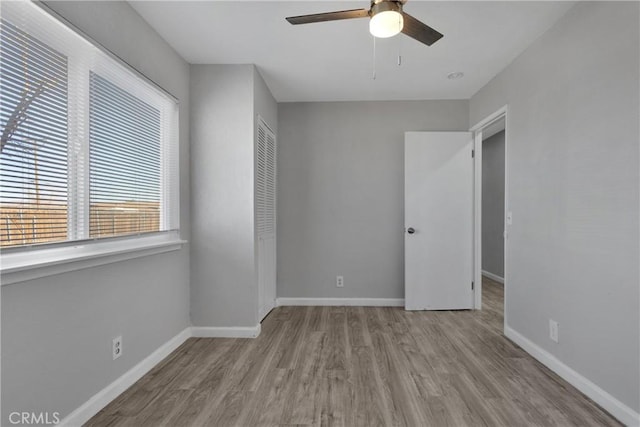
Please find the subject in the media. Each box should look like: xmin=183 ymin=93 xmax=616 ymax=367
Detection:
xmin=257 ymin=118 xmax=277 ymax=321
xmin=258 ymin=235 xmax=276 ymax=320
xmin=405 ymin=132 xmax=474 ymax=310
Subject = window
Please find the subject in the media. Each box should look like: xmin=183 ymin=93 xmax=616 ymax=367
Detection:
xmin=89 ymin=72 xmax=162 ymax=238
xmin=1 ymin=19 xmax=69 ymax=246
xmin=0 ymin=1 xmax=179 ymax=252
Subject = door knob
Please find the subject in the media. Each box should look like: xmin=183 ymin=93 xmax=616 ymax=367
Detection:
xmin=407 ymin=227 xmax=415 ymax=234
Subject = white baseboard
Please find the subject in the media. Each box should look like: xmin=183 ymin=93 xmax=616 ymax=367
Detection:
xmin=505 ymin=326 xmax=640 ymax=426
xmin=59 ymin=327 xmax=192 ymax=427
xmin=482 ymin=270 xmax=504 ymax=284
xmin=191 ymin=324 xmax=261 ymax=338
xmin=58 ymin=323 xmax=261 ymax=426
xmin=276 ymin=297 xmax=404 ymax=307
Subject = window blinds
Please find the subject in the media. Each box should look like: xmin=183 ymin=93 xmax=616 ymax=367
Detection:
xmin=0 ymin=19 xmax=69 ymax=246
xmin=0 ymin=0 xmax=179 ymax=249
xmin=89 ymin=72 xmax=161 ymax=238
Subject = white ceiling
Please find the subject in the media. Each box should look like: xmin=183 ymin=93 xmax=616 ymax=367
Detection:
xmin=129 ymin=1 xmax=575 ymax=102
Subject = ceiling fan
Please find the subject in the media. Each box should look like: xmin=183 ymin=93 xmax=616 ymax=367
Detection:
xmin=285 ymin=0 xmax=443 ymax=47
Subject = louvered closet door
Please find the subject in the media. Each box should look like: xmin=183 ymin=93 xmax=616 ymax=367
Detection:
xmin=257 ymin=118 xmax=276 ymax=321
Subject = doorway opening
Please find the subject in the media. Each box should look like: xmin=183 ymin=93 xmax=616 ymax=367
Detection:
xmin=471 ymin=106 xmax=508 ymax=332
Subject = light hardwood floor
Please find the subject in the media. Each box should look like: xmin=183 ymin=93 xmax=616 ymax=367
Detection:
xmin=87 ymin=278 xmax=620 ymax=426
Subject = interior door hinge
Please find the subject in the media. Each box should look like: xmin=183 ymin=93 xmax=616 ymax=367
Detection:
xmin=471 ymin=149 xmax=475 ymax=158
xmin=471 ymin=281 xmax=475 ymax=290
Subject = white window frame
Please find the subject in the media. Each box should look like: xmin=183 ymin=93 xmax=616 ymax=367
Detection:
xmin=0 ymin=1 xmax=184 ymax=285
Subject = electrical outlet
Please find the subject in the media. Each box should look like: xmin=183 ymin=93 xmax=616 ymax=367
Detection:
xmin=336 ymin=276 xmax=344 ymax=288
xmin=549 ymin=319 xmax=559 ymax=343
xmin=112 ymin=336 xmax=123 ymax=360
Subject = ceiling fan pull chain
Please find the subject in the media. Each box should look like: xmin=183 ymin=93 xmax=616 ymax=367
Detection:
xmin=372 ymin=36 xmax=377 ymax=80
xmin=398 ymin=15 xmax=403 ymax=66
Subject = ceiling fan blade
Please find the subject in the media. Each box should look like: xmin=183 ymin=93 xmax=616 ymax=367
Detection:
xmin=401 ymin=12 xmax=443 ymax=46
xmin=286 ymin=9 xmax=369 ymax=25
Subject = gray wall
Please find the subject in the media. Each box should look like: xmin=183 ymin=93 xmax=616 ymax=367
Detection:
xmin=190 ymin=65 xmax=277 ymax=327
xmin=190 ymin=65 xmax=255 ymax=327
xmin=253 ymin=67 xmax=278 ymax=135
xmin=481 ymin=130 xmax=505 ymax=278
xmin=470 ymin=2 xmax=639 ymax=413
xmin=1 ymin=1 xmax=191 ymax=424
xmin=277 ymin=100 xmax=469 ymax=299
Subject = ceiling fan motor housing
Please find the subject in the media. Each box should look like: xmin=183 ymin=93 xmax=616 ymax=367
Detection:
xmin=369 ymin=1 xmax=404 ymax=17
xmin=371 ymin=0 xmax=407 ymax=5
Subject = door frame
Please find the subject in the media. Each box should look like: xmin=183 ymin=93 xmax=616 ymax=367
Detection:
xmin=469 ymin=106 xmax=508 ymax=329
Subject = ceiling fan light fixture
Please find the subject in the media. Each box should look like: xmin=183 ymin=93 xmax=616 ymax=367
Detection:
xmin=285 ymin=0 xmax=444 ymax=47
xmin=369 ymin=2 xmax=404 ymax=38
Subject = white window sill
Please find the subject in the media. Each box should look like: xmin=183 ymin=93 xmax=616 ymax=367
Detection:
xmin=0 ymin=234 xmax=187 ymax=286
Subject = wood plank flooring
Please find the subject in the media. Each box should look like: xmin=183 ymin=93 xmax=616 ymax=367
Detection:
xmin=87 ymin=278 xmax=620 ymax=426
